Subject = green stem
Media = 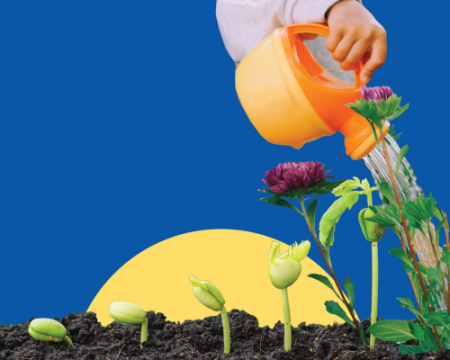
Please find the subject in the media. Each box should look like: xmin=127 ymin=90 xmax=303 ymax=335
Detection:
xmin=370 ymin=242 xmax=378 ymax=349
xmin=220 ymin=306 xmax=230 ymax=354
xmin=141 ymin=318 xmax=148 ymax=348
xmin=282 ymin=288 xmax=291 ymax=351
xmin=366 ymin=188 xmax=378 ymax=350
xmin=63 ymin=335 xmax=73 ymax=347
xmin=324 ymin=248 xmax=332 ymax=269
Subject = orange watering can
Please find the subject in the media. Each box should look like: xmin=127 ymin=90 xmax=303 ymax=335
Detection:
xmin=235 ymin=23 xmax=389 ymax=160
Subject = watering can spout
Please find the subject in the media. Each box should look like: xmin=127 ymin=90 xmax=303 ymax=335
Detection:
xmin=235 ymin=23 xmax=386 ymax=160
xmin=339 ymin=113 xmax=390 ymax=160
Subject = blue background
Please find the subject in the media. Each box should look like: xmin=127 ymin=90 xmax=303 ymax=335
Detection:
xmin=0 ymin=1 xmax=445 ymax=325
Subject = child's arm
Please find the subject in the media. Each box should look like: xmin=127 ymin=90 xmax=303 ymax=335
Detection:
xmin=216 ymin=0 xmax=385 ymax=83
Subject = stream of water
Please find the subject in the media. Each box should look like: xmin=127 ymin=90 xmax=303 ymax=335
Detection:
xmin=364 ymin=134 xmax=447 ymax=312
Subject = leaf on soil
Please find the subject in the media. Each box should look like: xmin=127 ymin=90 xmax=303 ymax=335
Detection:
xmin=367 ymin=320 xmax=415 ymax=342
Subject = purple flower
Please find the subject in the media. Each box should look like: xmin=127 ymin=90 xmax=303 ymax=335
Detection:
xmin=360 ymin=86 xmax=393 ymax=104
xmin=262 ymin=161 xmax=333 ymax=194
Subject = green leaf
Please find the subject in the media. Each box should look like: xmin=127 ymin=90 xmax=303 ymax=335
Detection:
xmin=324 ymin=301 xmax=355 ymax=328
xmin=408 ymin=322 xmax=425 ymax=342
xmin=435 ymin=218 xmax=447 ymax=246
xmin=359 ymin=328 xmax=366 ymax=345
xmin=401 ymin=261 xmax=416 ymax=273
xmin=440 ymin=329 xmax=450 ymax=350
xmin=423 ymin=312 xmax=450 ymax=332
xmin=421 ymin=326 xmax=441 ymax=351
xmin=398 ymin=345 xmax=427 ymax=355
xmin=393 ymin=133 xmax=402 ymax=141
xmin=307 ymin=199 xmax=319 ymax=237
xmin=323 ymin=224 xmax=336 ymax=249
xmin=344 ymin=277 xmax=355 ymax=312
xmin=388 ymin=124 xmax=395 ymax=137
xmin=260 ymin=198 xmax=302 ymax=214
xmin=418 ymin=263 xmax=428 ymax=274
xmin=367 ymin=120 xmax=379 ymax=143
xmin=389 ymin=248 xmax=411 ymax=264
xmin=319 ymin=192 xmax=360 ymax=247
xmin=367 ymin=320 xmax=415 ymax=342
xmin=402 ymin=194 xmax=436 ymax=228
xmin=366 ymin=205 xmax=402 ymax=235
xmin=425 ymin=267 xmax=441 ymax=284
xmin=379 ymin=181 xmax=399 ymax=209
xmin=397 ymin=297 xmax=424 ymax=322
xmin=308 ymin=274 xmax=342 ymax=301
xmin=396 ymin=145 xmax=409 ymax=177
xmin=388 ymin=103 xmax=409 ymax=121
xmin=433 ymin=204 xmax=446 ymax=223
xmin=441 ymin=248 xmax=450 ymax=269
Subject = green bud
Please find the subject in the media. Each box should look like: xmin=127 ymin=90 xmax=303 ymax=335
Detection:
xmin=190 ymin=276 xmax=225 ymax=311
xmin=359 ymin=208 xmax=386 ymax=243
xmin=29 ymin=318 xmax=73 ymax=346
xmin=109 ymin=301 xmax=147 ymax=325
xmin=269 ymin=241 xmax=310 ymax=289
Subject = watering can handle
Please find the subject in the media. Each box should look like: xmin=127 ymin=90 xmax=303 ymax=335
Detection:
xmin=286 ymin=23 xmax=365 ymax=87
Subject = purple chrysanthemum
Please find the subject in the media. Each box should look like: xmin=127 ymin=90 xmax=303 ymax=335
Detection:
xmin=360 ymin=86 xmax=393 ymax=104
xmin=262 ymin=161 xmax=333 ymax=194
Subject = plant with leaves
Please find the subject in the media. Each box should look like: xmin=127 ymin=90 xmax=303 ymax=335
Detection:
xmin=328 ymin=177 xmax=386 ymax=349
xmin=366 ymin=193 xmax=450 ymax=353
xmin=189 ymin=276 xmax=230 ymax=354
xmin=315 ymin=177 xmax=385 ymax=349
xmin=348 ymin=86 xmax=445 ymax=351
xmin=268 ymin=240 xmax=310 ymax=351
xmin=260 ymin=162 xmax=374 ymax=360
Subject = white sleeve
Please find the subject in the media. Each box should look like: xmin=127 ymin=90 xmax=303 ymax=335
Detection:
xmin=216 ymin=0 xmax=361 ymax=63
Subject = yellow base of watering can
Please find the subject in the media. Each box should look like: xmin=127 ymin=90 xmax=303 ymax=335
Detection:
xmin=235 ymin=23 xmax=389 ymax=160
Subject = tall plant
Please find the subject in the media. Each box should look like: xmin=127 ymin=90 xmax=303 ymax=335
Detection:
xmin=348 ymin=86 xmax=450 ymax=353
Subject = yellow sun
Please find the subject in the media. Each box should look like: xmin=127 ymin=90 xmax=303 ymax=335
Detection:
xmin=88 ymin=229 xmax=350 ymax=327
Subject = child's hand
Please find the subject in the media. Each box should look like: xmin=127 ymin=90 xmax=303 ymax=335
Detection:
xmin=326 ymin=0 xmax=386 ymax=83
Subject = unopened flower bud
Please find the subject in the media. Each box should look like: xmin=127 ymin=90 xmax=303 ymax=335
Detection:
xmin=359 ymin=208 xmax=386 ymax=243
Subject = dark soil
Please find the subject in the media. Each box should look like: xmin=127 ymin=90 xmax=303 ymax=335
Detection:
xmin=0 ymin=310 xmax=448 ymax=360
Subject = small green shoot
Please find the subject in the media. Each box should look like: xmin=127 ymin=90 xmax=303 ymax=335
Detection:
xmin=109 ymin=301 xmax=148 ymax=348
xmin=189 ymin=276 xmax=230 ymax=354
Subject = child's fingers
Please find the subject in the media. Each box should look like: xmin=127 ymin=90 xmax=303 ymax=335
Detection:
xmin=339 ymin=38 xmax=371 ymax=71
xmin=360 ymin=37 xmax=386 ymax=83
xmin=326 ymin=25 xmax=344 ymax=53
xmin=331 ymin=34 xmax=357 ymax=63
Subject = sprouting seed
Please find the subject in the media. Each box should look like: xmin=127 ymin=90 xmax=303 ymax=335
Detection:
xmin=189 ymin=276 xmax=230 ymax=354
xmin=28 ymin=318 xmax=73 ymax=346
xmin=108 ymin=301 xmax=148 ymax=348
xmin=269 ymin=241 xmax=310 ymax=352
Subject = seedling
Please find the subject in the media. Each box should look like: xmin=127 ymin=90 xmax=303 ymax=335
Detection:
xmin=28 ymin=318 xmax=73 ymax=346
xmin=189 ymin=276 xmax=230 ymax=354
xmin=108 ymin=301 xmax=148 ymax=348
xmin=268 ymin=241 xmax=310 ymax=351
